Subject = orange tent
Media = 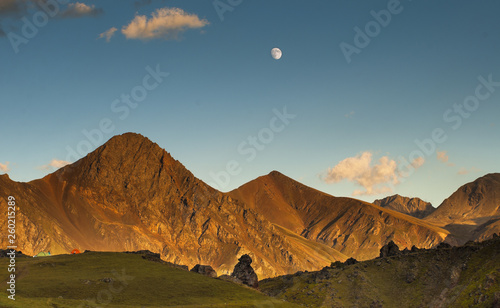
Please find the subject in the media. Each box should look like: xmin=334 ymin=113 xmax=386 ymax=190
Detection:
xmin=71 ymin=249 xmax=81 ymax=254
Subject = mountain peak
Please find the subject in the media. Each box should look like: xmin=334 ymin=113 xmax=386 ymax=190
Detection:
xmin=54 ymin=132 xmax=189 ymax=190
xmin=373 ymin=194 xmax=434 ymax=219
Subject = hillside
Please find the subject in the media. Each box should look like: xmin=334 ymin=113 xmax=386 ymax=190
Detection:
xmin=0 ymin=251 xmax=298 ymax=307
xmin=373 ymin=194 xmax=435 ymax=218
xmin=230 ymin=171 xmax=450 ymax=260
xmin=425 ymin=173 xmax=500 ymax=243
xmin=260 ymin=236 xmax=500 ymax=307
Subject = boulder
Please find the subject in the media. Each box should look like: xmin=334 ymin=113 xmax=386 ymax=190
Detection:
xmin=379 ymin=240 xmax=400 ymax=258
xmin=344 ymin=257 xmax=358 ymax=265
xmin=230 ymin=254 xmax=259 ymax=288
xmin=190 ymin=264 xmax=217 ymax=278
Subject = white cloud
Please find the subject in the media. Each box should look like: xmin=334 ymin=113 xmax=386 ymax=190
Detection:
xmin=323 ymin=151 xmax=425 ymax=196
xmin=60 ymin=2 xmax=102 ymax=18
xmin=437 ymin=150 xmax=455 ymax=166
xmin=0 ymin=162 xmax=10 ymax=173
xmin=99 ymin=27 xmax=118 ymax=42
xmin=38 ymin=159 xmax=71 ymax=171
xmin=121 ymin=7 xmax=209 ymax=40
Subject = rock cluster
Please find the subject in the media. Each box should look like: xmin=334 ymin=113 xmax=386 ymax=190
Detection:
xmin=379 ymin=240 xmax=400 ymax=258
xmin=190 ymin=264 xmax=217 ymax=278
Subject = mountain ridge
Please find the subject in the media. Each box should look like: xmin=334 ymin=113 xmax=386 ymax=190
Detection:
xmin=0 ymin=133 xmax=346 ymax=278
xmin=373 ymin=194 xmax=435 ymax=218
xmin=1 ymin=133 xmax=497 ymax=278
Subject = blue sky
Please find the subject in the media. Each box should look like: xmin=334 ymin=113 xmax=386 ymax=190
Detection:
xmin=1 ymin=0 xmax=499 ymax=207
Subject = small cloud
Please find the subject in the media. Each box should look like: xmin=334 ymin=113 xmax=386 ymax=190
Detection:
xmin=0 ymin=162 xmax=10 ymax=173
xmin=60 ymin=2 xmax=103 ymax=18
xmin=411 ymin=157 xmax=425 ymax=168
xmin=38 ymin=159 xmax=71 ymax=171
xmin=437 ymin=151 xmax=449 ymax=163
xmin=323 ymin=151 xmax=425 ymax=196
xmin=324 ymin=152 xmax=412 ymax=196
xmin=121 ymin=7 xmax=209 ymax=40
xmin=344 ymin=111 xmax=355 ymax=118
xmin=458 ymin=167 xmax=481 ymax=175
xmin=0 ymin=0 xmax=26 ymax=16
xmin=99 ymin=27 xmax=118 ymax=42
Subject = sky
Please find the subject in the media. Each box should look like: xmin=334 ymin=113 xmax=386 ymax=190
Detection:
xmin=1 ymin=0 xmax=499 ymax=207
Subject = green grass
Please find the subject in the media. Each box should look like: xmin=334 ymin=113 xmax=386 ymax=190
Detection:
xmin=260 ymin=238 xmax=500 ymax=307
xmin=0 ymin=252 xmax=299 ymax=307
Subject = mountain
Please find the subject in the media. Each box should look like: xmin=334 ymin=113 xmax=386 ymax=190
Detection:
xmin=229 ymin=171 xmax=450 ymax=260
xmin=425 ymin=173 xmax=500 ymax=243
xmin=373 ymin=194 xmax=435 ymax=218
xmin=0 ymin=133 xmax=344 ymax=278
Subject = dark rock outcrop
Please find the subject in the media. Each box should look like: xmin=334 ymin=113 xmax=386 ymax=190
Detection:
xmin=436 ymin=242 xmax=452 ymax=249
xmin=230 ymin=254 xmax=259 ymax=288
xmin=0 ymin=249 xmax=27 ymax=258
xmin=344 ymin=257 xmax=358 ymax=265
xmin=190 ymin=264 xmax=217 ymax=278
xmin=379 ymin=241 xmax=400 ymax=258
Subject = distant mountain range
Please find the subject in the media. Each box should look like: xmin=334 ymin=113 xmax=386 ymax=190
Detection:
xmin=0 ymin=133 xmax=498 ymax=278
xmin=373 ymin=194 xmax=435 ymax=219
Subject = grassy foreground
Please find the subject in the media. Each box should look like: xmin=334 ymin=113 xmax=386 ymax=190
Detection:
xmin=0 ymin=252 xmax=297 ymax=307
xmin=260 ymin=237 xmax=500 ymax=307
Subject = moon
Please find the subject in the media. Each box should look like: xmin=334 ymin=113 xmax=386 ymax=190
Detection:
xmin=271 ymin=48 xmax=282 ymax=60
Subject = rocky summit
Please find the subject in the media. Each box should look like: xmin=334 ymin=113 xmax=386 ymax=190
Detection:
xmin=373 ymin=194 xmax=435 ymax=218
